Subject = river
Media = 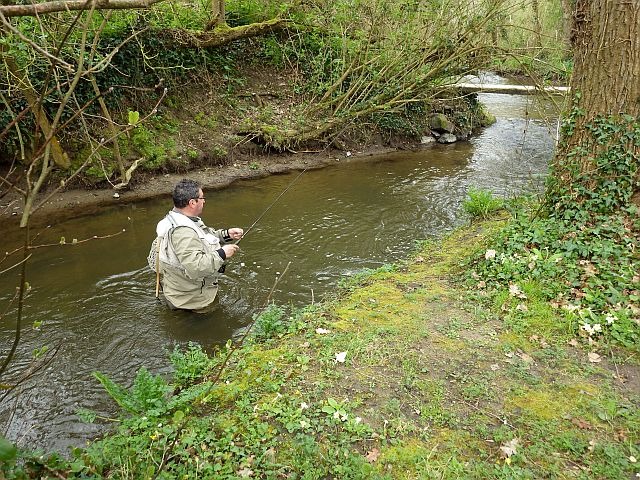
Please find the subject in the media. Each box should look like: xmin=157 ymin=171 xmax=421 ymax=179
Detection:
xmin=0 ymin=76 xmax=561 ymax=453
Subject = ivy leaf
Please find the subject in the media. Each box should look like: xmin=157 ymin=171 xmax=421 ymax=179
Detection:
xmin=173 ymin=410 xmax=185 ymax=423
xmin=0 ymin=435 xmax=17 ymax=462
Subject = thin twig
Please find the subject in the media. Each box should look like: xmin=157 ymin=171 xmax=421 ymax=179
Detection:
xmin=152 ymin=262 xmax=292 ymax=480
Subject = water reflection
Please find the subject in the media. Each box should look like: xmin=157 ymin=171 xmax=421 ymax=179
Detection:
xmin=0 ymin=87 xmax=559 ymax=453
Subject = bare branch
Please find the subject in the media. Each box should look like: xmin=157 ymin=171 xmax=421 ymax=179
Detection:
xmin=0 ymin=12 xmax=74 ymax=70
xmin=0 ymin=0 xmax=166 ymax=18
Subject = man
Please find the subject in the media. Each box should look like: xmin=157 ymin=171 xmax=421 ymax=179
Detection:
xmin=153 ymin=178 xmax=243 ymax=312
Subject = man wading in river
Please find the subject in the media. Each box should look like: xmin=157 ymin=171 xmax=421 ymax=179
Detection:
xmin=149 ymin=178 xmax=243 ymax=313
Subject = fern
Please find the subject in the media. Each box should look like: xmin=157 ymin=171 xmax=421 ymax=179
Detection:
xmin=94 ymin=368 xmax=171 ymax=415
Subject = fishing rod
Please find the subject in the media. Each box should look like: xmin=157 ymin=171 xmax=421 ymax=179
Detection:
xmin=236 ymin=167 xmax=309 ymax=243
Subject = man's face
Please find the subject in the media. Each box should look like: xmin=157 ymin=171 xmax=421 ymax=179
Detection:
xmin=192 ymin=189 xmax=205 ymax=216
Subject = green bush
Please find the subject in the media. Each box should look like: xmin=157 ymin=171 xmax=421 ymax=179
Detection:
xmin=169 ymin=342 xmax=215 ymax=387
xmin=251 ymin=303 xmax=288 ymax=341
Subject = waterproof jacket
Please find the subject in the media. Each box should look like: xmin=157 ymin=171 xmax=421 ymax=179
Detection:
xmin=156 ymin=210 xmax=230 ymax=311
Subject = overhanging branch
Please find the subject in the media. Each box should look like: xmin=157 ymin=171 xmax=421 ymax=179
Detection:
xmin=0 ymin=0 xmax=166 ymax=18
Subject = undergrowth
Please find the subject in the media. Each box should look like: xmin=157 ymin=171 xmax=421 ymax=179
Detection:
xmin=463 ymin=195 xmax=639 ymax=350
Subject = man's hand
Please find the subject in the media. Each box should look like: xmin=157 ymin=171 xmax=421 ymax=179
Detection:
xmin=228 ymin=227 xmax=244 ymax=241
xmin=222 ymin=244 xmax=240 ymax=258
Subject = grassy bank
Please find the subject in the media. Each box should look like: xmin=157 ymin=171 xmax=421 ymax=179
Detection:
xmin=5 ymin=211 xmax=637 ymax=479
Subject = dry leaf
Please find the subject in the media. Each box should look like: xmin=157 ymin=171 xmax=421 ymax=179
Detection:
xmin=518 ymin=352 xmax=534 ymax=364
xmin=588 ymin=352 xmax=602 ymax=363
xmin=614 ymin=429 xmax=628 ymax=442
xmin=315 ymin=328 xmax=331 ymax=334
xmin=237 ymin=467 xmax=253 ymax=478
xmin=490 ymin=364 xmax=500 ymax=371
xmin=568 ymin=339 xmax=579 ymax=347
xmin=499 ymin=438 xmax=519 ymax=458
xmin=571 ymin=418 xmax=593 ymax=430
xmin=263 ymin=447 xmax=276 ymax=462
xmin=335 ymin=351 xmax=347 ymax=363
xmin=366 ymin=448 xmax=380 ymax=463
xmin=509 ymin=284 xmax=527 ymax=299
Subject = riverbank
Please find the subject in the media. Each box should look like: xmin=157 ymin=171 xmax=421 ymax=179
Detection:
xmin=0 ymin=143 xmax=407 ymax=227
xmin=11 ymin=216 xmax=638 ymax=479
xmin=1 ymin=60 xmax=494 ymax=229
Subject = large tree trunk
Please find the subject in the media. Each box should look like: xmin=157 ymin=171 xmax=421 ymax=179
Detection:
xmin=559 ymin=0 xmax=573 ymax=51
xmin=546 ymin=0 xmax=640 ymax=217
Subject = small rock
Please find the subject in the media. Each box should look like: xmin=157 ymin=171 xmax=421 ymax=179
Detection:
xmin=429 ymin=113 xmax=455 ymax=133
xmin=437 ymin=133 xmax=457 ymax=144
xmin=113 ymin=192 xmax=120 ymax=199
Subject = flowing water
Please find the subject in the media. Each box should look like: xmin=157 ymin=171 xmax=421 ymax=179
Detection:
xmin=0 ymin=77 xmax=562 ymax=453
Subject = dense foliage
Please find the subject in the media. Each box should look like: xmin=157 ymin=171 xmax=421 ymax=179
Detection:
xmin=0 ymin=0 xmax=570 ymax=181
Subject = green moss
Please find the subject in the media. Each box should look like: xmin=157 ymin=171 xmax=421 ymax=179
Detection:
xmin=376 ymin=438 xmax=432 ymax=478
xmin=507 ymin=382 xmax=602 ymax=422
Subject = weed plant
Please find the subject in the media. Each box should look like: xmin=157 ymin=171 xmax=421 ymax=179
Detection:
xmin=462 ymin=187 xmax=505 ymax=219
xmin=464 ymin=195 xmax=639 ymax=349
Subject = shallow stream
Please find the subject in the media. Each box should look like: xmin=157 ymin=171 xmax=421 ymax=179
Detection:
xmin=0 ymin=76 xmax=561 ymax=453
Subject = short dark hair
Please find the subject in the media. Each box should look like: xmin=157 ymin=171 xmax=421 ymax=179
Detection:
xmin=173 ymin=178 xmax=201 ymax=208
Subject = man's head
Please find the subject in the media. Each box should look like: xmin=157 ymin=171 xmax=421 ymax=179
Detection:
xmin=173 ymin=178 xmax=205 ymax=215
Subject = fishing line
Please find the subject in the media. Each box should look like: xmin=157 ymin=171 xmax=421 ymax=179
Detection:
xmin=237 ymin=167 xmax=309 ymax=242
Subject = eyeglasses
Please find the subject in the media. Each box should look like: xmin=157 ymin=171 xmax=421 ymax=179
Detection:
xmin=192 ymin=197 xmax=205 ymax=202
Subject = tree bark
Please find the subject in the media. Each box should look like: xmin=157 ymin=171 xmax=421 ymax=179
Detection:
xmin=560 ymin=0 xmax=573 ymax=51
xmin=0 ymin=0 xmax=165 ymax=17
xmin=569 ymin=1 xmax=639 ymax=122
xmin=547 ymin=0 xmax=640 ymax=215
